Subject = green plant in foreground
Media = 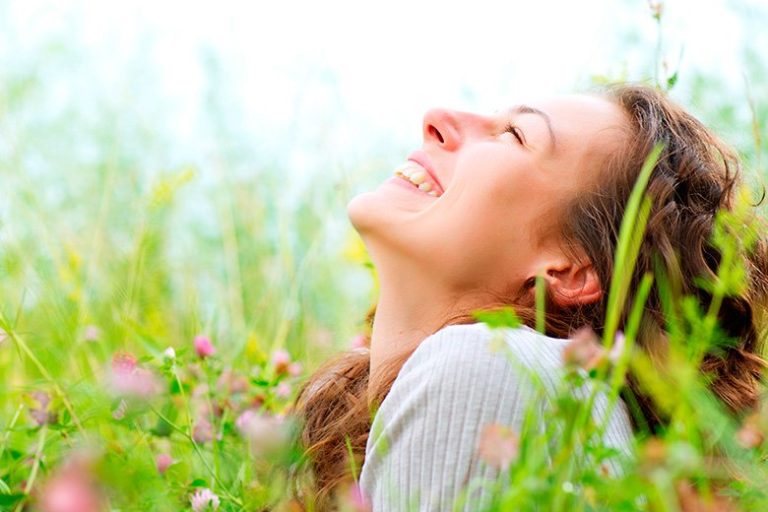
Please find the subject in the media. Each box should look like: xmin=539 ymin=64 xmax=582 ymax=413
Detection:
xmin=465 ymin=148 xmax=768 ymax=511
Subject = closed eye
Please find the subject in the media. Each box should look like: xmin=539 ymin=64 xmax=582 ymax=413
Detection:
xmin=504 ymin=123 xmax=525 ymax=145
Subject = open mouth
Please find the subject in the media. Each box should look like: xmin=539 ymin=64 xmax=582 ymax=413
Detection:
xmin=393 ymin=161 xmax=443 ymax=197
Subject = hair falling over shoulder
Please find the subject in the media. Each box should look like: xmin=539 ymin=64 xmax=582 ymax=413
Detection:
xmin=292 ymin=341 xmax=411 ymax=510
xmin=291 ymin=84 xmax=768 ymax=510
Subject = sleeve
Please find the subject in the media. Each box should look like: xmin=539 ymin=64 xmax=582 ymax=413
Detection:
xmin=359 ymin=325 xmax=537 ymax=512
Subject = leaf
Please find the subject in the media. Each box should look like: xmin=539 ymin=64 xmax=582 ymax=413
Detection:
xmin=189 ymin=478 xmax=208 ymax=488
xmin=0 ymin=493 xmax=24 ymax=507
xmin=472 ymin=307 xmax=522 ymax=329
xmin=164 ymin=460 xmax=191 ymax=484
xmin=666 ymin=71 xmax=679 ymax=90
xmin=603 ymin=143 xmax=663 ymax=348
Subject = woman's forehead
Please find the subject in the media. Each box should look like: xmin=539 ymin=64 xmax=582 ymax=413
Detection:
xmin=524 ymin=95 xmax=628 ymax=156
xmin=524 ymin=94 xmax=626 ymax=130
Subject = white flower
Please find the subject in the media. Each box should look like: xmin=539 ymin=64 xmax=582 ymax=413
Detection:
xmin=163 ymin=346 xmax=176 ymax=360
xmin=190 ymin=488 xmax=220 ymax=511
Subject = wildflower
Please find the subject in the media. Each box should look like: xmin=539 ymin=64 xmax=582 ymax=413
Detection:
xmin=194 ymin=335 xmax=215 ymax=358
xmin=38 ymin=455 xmax=105 ymax=512
xmin=563 ymin=327 xmax=604 ymax=371
xmin=271 ymin=349 xmax=291 ymax=375
xmin=249 ymin=395 xmax=265 ymax=410
xmin=736 ymin=413 xmax=764 ymax=449
xmin=235 ymin=409 xmax=258 ymax=434
xmin=30 ymin=410 xmax=54 ymax=431
xmin=350 ymin=334 xmax=368 ymax=350
xmin=288 ymin=362 xmax=303 ymax=377
xmin=337 ymin=482 xmax=371 ymax=512
xmin=163 ymin=347 xmax=176 ymax=361
xmin=110 ymin=353 xmax=162 ymax=398
xmin=32 ymin=391 xmax=51 ymax=409
xmin=112 ymin=352 xmax=137 ymax=374
xmin=477 ymin=423 xmax=519 ymax=471
xmin=83 ymin=325 xmax=101 ymax=342
xmin=216 ymin=369 xmax=248 ymax=394
xmin=647 ymin=0 xmax=663 ymax=20
xmin=235 ymin=409 xmax=289 ymax=455
xmin=190 ymin=488 xmax=220 ymax=511
xmin=156 ymin=453 xmax=173 ymax=474
xmin=276 ymin=382 xmax=292 ymax=399
xmin=676 ymin=480 xmax=737 ymax=512
xmin=29 ymin=391 xmax=57 ymax=426
xmin=192 ymin=417 xmax=214 ymax=444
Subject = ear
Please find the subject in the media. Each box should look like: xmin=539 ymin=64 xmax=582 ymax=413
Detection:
xmin=535 ymin=258 xmax=602 ymax=307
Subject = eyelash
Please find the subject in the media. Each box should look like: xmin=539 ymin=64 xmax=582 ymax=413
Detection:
xmin=504 ymin=123 xmax=524 ymax=145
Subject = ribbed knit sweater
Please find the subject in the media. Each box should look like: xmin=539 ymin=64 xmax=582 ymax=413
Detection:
xmin=359 ymin=323 xmax=634 ymax=511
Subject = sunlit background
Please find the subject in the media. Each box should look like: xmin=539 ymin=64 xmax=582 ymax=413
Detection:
xmin=1 ymin=0 xmax=766 ymax=355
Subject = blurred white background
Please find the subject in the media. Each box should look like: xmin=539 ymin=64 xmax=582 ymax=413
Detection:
xmin=2 ymin=0 xmax=765 ymax=187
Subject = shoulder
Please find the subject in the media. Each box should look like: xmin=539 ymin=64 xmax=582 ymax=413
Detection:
xmin=360 ymin=324 xmax=570 ymax=510
xmin=365 ymin=323 xmax=571 ymax=471
xmin=379 ymin=322 xmax=567 ymax=431
xmin=398 ymin=323 xmax=571 ymax=391
xmin=361 ymin=324 xmax=634 ymax=510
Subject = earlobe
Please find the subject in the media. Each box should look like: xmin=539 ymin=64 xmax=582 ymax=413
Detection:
xmin=541 ymin=262 xmax=602 ymax=307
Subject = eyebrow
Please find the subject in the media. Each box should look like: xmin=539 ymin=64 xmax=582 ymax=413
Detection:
xmin=510 ymin=105 xmax=557 ymax=152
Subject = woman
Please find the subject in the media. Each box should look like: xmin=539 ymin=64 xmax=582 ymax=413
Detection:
xmin=295 ymin=84 xmax=768 ymax=510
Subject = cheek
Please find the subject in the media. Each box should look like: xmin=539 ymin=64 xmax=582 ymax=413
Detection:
xmin=420 ymin=198 xmax=531 ymax=289
xmin=429 ymin=170 xmax=556 ymax=287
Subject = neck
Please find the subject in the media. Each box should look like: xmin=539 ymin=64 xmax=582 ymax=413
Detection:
xmin=369 ymin=287 xmax=440 ymax=380
xmin=368 ymin=263 xmax=474 ymax=391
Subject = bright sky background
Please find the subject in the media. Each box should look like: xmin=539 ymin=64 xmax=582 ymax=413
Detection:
xmin=1 ymin=0 xmax=765 ymax=186
xmin=1 ymin=0 xmax=765 ymax=315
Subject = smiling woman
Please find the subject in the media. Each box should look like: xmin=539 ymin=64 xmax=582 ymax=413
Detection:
xmin=294 ymin=84 xmax=768 ymax=511
xmin=347 ymin=95 xmax=625 ymax=381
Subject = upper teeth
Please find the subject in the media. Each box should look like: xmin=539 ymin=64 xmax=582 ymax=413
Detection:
xmin=394 ymin=162 xmax=441 ymax=197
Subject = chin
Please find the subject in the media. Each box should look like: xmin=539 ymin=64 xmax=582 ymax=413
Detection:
xmin=346 ymin=190 xmax=392 ymax=236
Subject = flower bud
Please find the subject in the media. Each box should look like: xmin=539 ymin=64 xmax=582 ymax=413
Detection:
xmin=156 ymin=453 xmax=173 ymax=475
xmin=194 ymin=336 xmax=215 ymax=359
xmin=271 ymin=349 xmax=291 ymax=375
xmin=477 ymin=423 xmax=519 ymax=471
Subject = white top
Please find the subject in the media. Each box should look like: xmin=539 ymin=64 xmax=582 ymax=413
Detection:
xmin=359 ymin=323 xmax=634 ymax=511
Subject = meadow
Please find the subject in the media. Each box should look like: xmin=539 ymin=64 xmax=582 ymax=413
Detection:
xmin=2 ymin=2 xmax=768 ymax=511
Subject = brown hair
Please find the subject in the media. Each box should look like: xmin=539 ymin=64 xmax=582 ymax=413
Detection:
xmin=293 ymin=84 xmax=768 ymax=509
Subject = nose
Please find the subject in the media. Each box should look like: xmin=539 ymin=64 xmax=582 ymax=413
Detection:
xmin=422 ymin=108 xmax=493 ymax=151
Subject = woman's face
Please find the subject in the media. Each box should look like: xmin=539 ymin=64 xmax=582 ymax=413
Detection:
xmin=348 ymin=95 xmax=627 ymax=299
